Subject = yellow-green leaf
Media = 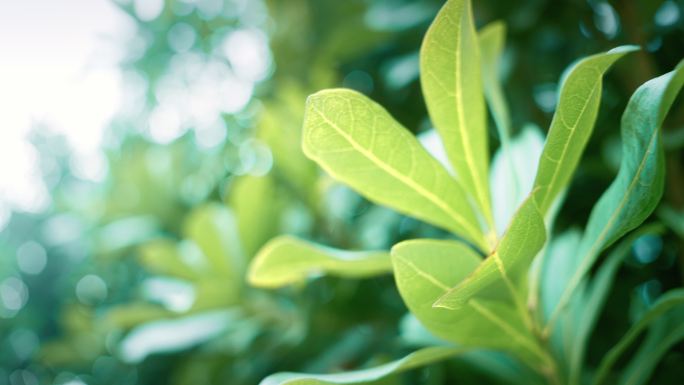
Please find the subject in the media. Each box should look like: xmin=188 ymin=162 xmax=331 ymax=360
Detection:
xmin=248 ymin=235 xmax=392 ymax=288
xmin=532 ymin=46 xmax=638 ymax=215
xmin=303 ymin=88 xmax=486 ymax=250
xmin=434 ymin=195 xmax=545 ymax=309
xmin=421 ymin=0 xmax=492 ymax=229
xmin=391 ymin=239 xmax=545 ymax=365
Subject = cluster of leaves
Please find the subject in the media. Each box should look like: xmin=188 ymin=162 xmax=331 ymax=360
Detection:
xmin=2 ymin=1 xmax=683 ymax=385
xmin=250 ymin=0 xmax=684 ymax=384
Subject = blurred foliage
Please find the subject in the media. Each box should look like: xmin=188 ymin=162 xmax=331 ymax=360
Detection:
xmin=0 ymin=0 xmax=683 ymax=385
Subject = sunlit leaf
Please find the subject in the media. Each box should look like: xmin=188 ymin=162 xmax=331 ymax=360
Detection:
xmin=434 ymin=196 xmax=545 ymax=309
xmin=421 ymin=0 xmax=493 ymax=229
xmin=248 ymin=235 xmax=392 ymax=288
xmin=303 ymin=88 xmax=486 ymax=250
xmin=391 ymin=239 xmax=544 ymax=366
xmin=532 ymin=46 xmax=638 ymax=215
xmin=259 ymin=347 xmax=463 ymax=385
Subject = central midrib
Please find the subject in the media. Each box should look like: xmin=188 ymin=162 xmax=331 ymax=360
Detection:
xmin=539 ymin=70 xmax=600 ymax=211
xmin=310 ymin=104 xmax=482 ymax=245
xmin=452 ymin=10 xmax=491 ymax=226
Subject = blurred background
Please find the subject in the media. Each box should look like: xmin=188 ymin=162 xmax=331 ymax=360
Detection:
xmin=0 ymin=0 xmax=683 ymax=384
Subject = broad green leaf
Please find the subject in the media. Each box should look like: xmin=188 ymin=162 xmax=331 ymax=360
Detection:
xmin=184 ymin=204 xmax=245 ymax=283
xmin=434 ymin=196 xmax=545 ymax=310
xmin=248 ymin=235 xmax=392 ymax=288
xmin=550 ymin=61 xmax=684 ymax=324
xmin=421 ymin=0 xmax=493 ymax=228
xmin=259 ymin=346 xmax=463 ymax=385
xmin=593 ymin=289 xmax=684 ymax=385
xmin=532 ymin=46 xmax=638 ymax=215
xmin=303 ymin=88 xmax=486 ymax=250
xmin=567 ymin=225 xmax=664 ymax=385
xmin=490 ymin=125 xmax=545 ymax=234
xmin=619 ymin=307 xmax=684 ymax=385
xmin=229 ymin=174 xmax=280 ymax=258
xmin=391 ymin=239 xmax=544 ymax=365
xmin=479 ymin=21 xmax=511 ymax=144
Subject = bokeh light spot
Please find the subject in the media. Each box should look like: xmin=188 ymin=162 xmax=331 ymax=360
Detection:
xmin=16 ymin=241 xmax=47 ymax=275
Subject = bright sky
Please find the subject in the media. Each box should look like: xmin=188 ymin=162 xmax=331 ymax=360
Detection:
xmin=0 ymin=0 xmax=131 ymax=224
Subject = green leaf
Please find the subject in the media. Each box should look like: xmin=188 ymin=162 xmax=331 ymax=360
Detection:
xmin=532 ymin=46 xmax=638 ymax=215
xmin=259 ymin=346 xmax=463 ymax=385
xmin=421 ymin=0 xmax=493 ymax=229
xmin=593 ymin=289 xmax=684 ymax=385
xmin=434 ymin=195 xmax=545 ymax=310
xmin=391 ymin=239 xmax=544 ymax=365
xmin=229 ymin=174 xmax=280 ymax=258
xmin=248 ymin=235 xmax=392 ymax=288
xmin=479 ymin=21 xmax=511 ymax=144
xmin=550 ymin=61 xmax=684 ymax=325
xmin=303 ymin=88 xmax=486 ymax=250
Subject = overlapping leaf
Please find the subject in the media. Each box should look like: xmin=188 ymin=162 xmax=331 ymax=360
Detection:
xmin=303 ymin=88 xmax=486 ymax=250
xmin=532 ymin=46 xmax=638 ymax=215
xmin=391 ymin=239 xmax=545 ymax=366
xmin=421 ymin=0 xmax=492 ymax=228
xmin=551 ymin=61 xmax=684 ymax=320
xmin=434 ymin=196 xmax=545 ymax=310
